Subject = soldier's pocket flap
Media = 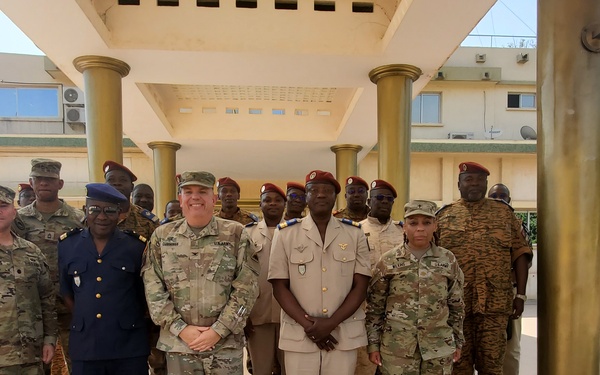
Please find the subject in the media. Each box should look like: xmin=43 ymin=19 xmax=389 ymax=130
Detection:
xmin=110 ymin=260 xmax=137 ymax=273
xmin=67 ymin=262 xmax=87 ymax=276
xmin=70 ymin=316 xmax=84 ymax=332
xmin=280 ymin=314 xmax=307 ymax=342
xmin=332 ymin=247 xmax=356 ymax=263
xmin=341 ymin=319 xmax=367 ymax=339
xmin=290 ymin=250 xmax=314 ymax=265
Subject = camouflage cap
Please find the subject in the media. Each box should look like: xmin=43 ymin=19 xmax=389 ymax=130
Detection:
xmin=30 ymin=158 xmax=62 ymax=178
xmin=179 ymin=171 xmax=216 ymax=189
xmin=404 ymin=200 xmax=437 ymax=219
xmin=0 ymin=185 xmax=16 ymax=205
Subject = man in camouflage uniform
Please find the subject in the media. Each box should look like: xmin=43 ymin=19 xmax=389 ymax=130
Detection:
xmin=142 ymin=171 xmax=259 ymax=375
xmin=214 ymin=177 xmax=258 ymax=225
xmin=283 ymin=182 xmax=306 ymax=221
xmin=436 ymin=162 xmax=532 ymax=375
xmin=0 ymin=185 xmax=57 ymax=374
xmin=355 ymin=179 xmax=404 ymax=375
xmin=367 ymin=200 xmax=464 ymax=375
xmin=245 ymin=183 xmax=287 ymax=375
xmin=333 ymin=176 xmax=370 ymax=221
xmin=159 ymin=200 xmax=183 ymax=225
xmin=16 ymin=159 xmax=84 ymax=375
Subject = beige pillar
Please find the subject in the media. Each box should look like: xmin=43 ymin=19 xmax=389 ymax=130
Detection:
xmin=538 ymin=2 xmax=600 ymax=374
xmin=73 ymin=56 xmax=130 ymax=182
xmin=148 ymin=141 xmax=181 ymax=219
xmin=369 ymin=64 xmax=421 ymax=220
xmin=330 ymin=144 xmax=363 ymax=209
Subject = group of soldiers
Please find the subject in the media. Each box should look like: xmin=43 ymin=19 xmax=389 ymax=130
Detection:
xmin=0 ymin=157 xmax=532 ymax=375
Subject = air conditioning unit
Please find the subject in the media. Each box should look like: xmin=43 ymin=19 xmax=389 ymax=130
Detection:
xmin=448 ymin=132 xmax=474 ymax=140
xmin=63 ymin=87 xmax=84 ymax=105
xmin=65 ymin=107 xmax=86 ymax=124
xmin=475 ymin=53 xmax=486 ymax=63
xmin=516 ymin=53 xmax=529 ymax=64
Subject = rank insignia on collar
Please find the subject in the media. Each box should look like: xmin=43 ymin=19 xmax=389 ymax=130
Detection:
xmin=298 ymin=264 xmax=306 ymax=275
xmin=339 ymin=243 xmax=348 ymax=250
xmin=294 ymin=244 xmax=307 ymax=253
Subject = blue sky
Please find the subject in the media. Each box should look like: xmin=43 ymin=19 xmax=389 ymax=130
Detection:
xmin=0 ymin=0 xmax=536 ymax=56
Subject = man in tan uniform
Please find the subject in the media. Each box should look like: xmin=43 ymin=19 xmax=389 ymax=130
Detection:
xmin=355 ymin=179 xmax=404 ymax=375
xmin=333 ymin=176 xmax=370 ymax=222
xmin=283 ymin=182 xmax=306 ymax=221
xmin=16 ymin=158 xmax=84 ymax=375
xmin=436 ymin=162 xmax=532 ymax=375
xmin=269 ymin=170 xmax=370 ymax=375
xmin=215 ymin=177 xmax=258 ymax=225
xmin=245 ymin=183 xmax=287 ymax=375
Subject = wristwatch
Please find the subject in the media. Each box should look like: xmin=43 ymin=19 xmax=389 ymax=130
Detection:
xmin=515 ymin=294 xmax=527 ymax=302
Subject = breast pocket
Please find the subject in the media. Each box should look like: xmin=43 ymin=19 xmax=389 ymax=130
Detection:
xmin=67 ymin=262 xmax=87 ymax=291
xmin=206 ymin=245 xmax=237 ymax=285
xmin=289 ymin=249 xmax=314 ymax=279
xmin=332 ymin=247 xmax=356 ymax=276
xmin=110 ymin=260 xmax=138 ymax=284
xmin=438 ymin=215 xmax=467 ymax=248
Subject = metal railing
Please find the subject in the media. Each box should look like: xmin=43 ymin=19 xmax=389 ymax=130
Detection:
xmin=462 ymin=34 xmax=537 ymax=48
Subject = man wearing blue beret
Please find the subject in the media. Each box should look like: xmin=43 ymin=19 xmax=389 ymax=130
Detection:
xmin=58 ymin=183 xmax=149 ymax=375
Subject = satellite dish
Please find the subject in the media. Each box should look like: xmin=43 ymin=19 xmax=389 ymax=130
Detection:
xmin=520 ymin=125 xmax=537 ymax=140
xmin=64 ymin=88 xmax=79 ymax=103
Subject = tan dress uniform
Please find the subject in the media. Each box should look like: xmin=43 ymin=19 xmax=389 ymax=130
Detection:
xmin=436 ymin=198 xmax=532 ymax=375
xmin=268 ymin=215 xmax=370 ymax=375
xmin=354 ymin=216 xmax=404 ymax=375
xmin=245 ymin=220 xmax=285 ymax=375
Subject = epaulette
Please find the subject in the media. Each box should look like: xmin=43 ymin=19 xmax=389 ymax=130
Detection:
xmin=249 ymin=213 xmax=259 ymax=222
xmin=489 ymin=198 xmax=514 ymax=211
xmin=124 ymin=230 xmax=147 ymax=243
xmin=245 ymin=221 xmax=258 ymax=228
xmin=340 ymin=218 xmax=361 ymax=228
xmin=59 ymin=227 xmax=83 ymax=241
xmin=141 ymin=209 xmax=160 ymax=223
xmin=393 ymin=220 xmax=404 ymax=228
xmin=159 ymin=217 xmax=170 ymax=225
xmin=278 ymin=218 xmax=301 ymax=229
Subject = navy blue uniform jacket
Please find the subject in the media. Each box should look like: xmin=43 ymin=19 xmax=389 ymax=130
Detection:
xmin=58 ymin=228 xmax=150 ymax=361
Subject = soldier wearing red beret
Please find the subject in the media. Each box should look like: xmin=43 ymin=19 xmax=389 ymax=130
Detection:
xmin=284 ymin=182 xmax=306 ymax=221
xmin=245 ymin=183 xmax=287 ymax=375
xmin=17 ymin=183 xmax=35 ymax=207
xmin=214 ymin=177 xmax=258 ymax=225
xmin=436 ymin=162 xmax=533 ymax=375
xmin=333 ymin=176 xmax=370 ymax=222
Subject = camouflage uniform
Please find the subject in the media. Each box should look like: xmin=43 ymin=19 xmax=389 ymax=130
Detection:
xmin=366 ymin=243 xmax=464 ymax=375
xmin=0 ymin=235 xmax=57 ymax=370
xmin=214 ymin=208 xmax=258 ymax=226
xmin=354 ymin=216 xmax=404 ymax=375
xmin=436 ymin=198 xmax=532 ymax=375
xmin=118 ymin=204 xmax=159 ymax=239
xmin=142 ymin=216 xmax=259 ymax=375
xmin=333 ymin=206 xmax=370 ymax=222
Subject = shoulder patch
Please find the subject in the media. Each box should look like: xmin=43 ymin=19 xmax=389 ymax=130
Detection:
xmin=245 ymin=221 xmax=258 ymax=228
xmin=278 ymin=218 xmax=301 ymax=230
xmin=123 ymin=230 xmax=147 ymax=243
xmin=59 ymin=227 xmax=83 ymax=241
xmin=489 ymin=198 xmax=515 ymax=211
xmin=340 ymin=218 xmax=362 ymax=228
xmin=141 ymin=209 xmax=159 ymax=223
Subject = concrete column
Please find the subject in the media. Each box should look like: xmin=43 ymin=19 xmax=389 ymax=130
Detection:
xmin=330 ymin=144 xmax=363 ymax=209
xmin=148 ymin=141 xmax=181 ymax=219
xmin=369 ymin=64 xmax=422 ymax=219
xmin=538 ymin=2 xmax=600 ymax=374
xmin=74 ymin=56 xmax=130 ymax=182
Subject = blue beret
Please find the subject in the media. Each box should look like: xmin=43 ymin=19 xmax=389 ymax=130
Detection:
xmin=85 ymin=183 xmax=128 ymax=204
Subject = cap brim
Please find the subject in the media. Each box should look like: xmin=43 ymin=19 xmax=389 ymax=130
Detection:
xmin=29 ymin=171 xmax=59 ymax=178
xmin=0 ymin=197 xmax=13 ymax=204
xmin=179 ymin=181 xmax=214 ymax=189
xmin=404 ymin=210 xmax=436 ymax=219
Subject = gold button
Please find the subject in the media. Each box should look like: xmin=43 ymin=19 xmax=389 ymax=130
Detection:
xmin=96 ymin=313 xmax=102 ymax=319
xmin=95 ymin=293 xmax=101 ymax=299
xmin=322 ymin=287 xmax=327 ymax=292
xmin=299 ymin=259 xmax=303 ymax=263
xmin=322 ymin=267 xmax=326 ymax=272
xmin=322 ymin=308 xmax=328 ymax=313
xmin=96 ymin=277 xmax=102 ymax=282
xmin=342 ymin=257 xmax=347 ymax=261
xmin=97 ymin=259 xmax=102 ymax=264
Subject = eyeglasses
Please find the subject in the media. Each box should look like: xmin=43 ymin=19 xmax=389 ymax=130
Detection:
xmin=347 ymin=187 xmax=366 ymax=195
xmin=373 ymin=194 xmax=395 ymax=202
xmin=87 ymin=205 xmax=119 ymax=217
xmin=287 ymin=193 xmax=306 ymax=202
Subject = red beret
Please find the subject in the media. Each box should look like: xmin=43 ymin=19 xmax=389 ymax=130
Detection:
xmin=175 ymin=174 xmax=182 ymax=185
xmin=217 ymin=177 xmax=240 ymax=193
xmin=370 ymin=179 xmax=397 ymax=198
xmin=286 ymin=182 xmax=305 ymax=193
xmin=345 ymin=176 xmax=369 ymax=189
xmin=17 ymin=183 xmax=32 ymax=192
xmin=260 ymin=183 xmax=286 ymax=201
xmin=459 ymin=162 xmax=490 ymax=176
xmin=103 ymin=160 xmax=138 ymax=182
xmin=305 ymin=170 xmax=341 ymax=194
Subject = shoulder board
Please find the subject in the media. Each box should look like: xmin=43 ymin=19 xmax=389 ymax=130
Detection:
xmin=278 ymin=218 xmax=300 ymax=230
xmin=435 ymin=203 xmax=454 ymax=215
xmin=245 ymin=221 xmax=258 ymax=228
xmin=59 ymin=227 xmax=83 ymax=241
xmin=393 ymin=220 xmax=404 ymax=227
xmin=249 ymin=213 xmax=259 ymax=222
xmin=489 ymin=198 xmax=514 ymax=211
xmin=159 ymin=217 xmax=170 ymax=225
xmin=340 ymin=218 xmax=361 ymax=228
xmin=141 ymin=209 xmax=160 ymax=223
xmin=123 ymin=230 xmax=147 ymax=243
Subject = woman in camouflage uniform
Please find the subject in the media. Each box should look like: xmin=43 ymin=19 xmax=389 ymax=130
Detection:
xmin=366 ymin=200 xmax=465 ymax=375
